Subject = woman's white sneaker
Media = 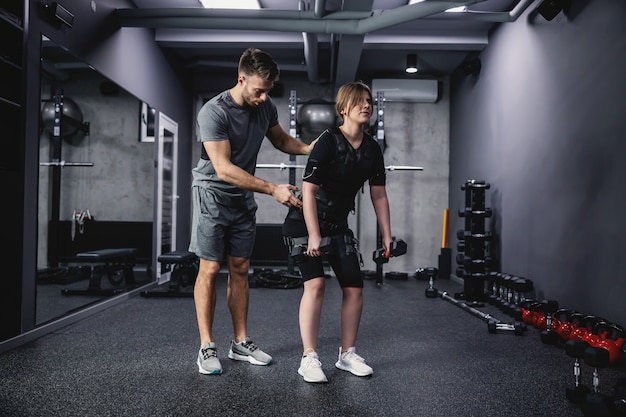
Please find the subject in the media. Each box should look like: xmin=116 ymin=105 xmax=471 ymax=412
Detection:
xmin=298 ymin=352 xmax=328 ymax=383
xmin=335 ymin=347 xmax=373 ymax=377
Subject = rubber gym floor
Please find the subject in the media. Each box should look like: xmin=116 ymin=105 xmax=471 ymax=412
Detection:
xmin=0 ymin=274 xmax=624 ymax=417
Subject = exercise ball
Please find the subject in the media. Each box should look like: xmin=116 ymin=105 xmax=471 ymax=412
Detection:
xmin=41 ymin=96 xmax=84 ymax=139
xmin=297 ymin=99 xmax=339 ymax=144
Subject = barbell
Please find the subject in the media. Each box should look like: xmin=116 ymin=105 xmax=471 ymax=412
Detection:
xmin=256 ymin=163 xmax=423 ymax=171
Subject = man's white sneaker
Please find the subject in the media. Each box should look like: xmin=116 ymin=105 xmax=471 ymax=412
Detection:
xmin=197 ymin=342 xmax=222 ymax=375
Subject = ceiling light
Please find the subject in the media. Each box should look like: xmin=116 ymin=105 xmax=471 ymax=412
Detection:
xmin=198 ymin=0 xmax=260 ymax=9
xmin=405 ymin=54 xmax=418 ymax=74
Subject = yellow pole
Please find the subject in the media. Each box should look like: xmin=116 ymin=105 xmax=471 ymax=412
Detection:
xmin=441 ymin=209 xmax=449 ymax=248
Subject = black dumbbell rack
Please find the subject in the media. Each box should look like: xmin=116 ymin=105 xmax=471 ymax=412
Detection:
xmin=455 ymin=179 xmax=493 ymax=302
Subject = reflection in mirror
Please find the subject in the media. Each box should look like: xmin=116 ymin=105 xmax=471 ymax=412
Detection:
xmin=140 ymin=102 xmax=156 ymax=143
xmin=37 ymin=36 xmax=154 ymax=325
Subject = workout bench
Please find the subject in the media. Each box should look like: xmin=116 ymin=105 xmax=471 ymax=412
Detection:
xmin=141 ymin=251 xmax=198 ymax=298
xmin=61 ymin=248 xmax=137 ymax=296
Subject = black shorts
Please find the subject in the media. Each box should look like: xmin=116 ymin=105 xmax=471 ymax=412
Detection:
xmin=293 ymin=231 xmax=363 ymax=288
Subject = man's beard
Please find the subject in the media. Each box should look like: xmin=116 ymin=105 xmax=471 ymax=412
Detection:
xmin=241 ymin=88 xmax=259 ymax=107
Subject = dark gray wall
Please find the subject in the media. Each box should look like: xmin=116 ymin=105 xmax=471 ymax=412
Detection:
xmin=21 ymin=0 xmax=193 ymax=332
xmin=449 ymin=0 xmax=626 ymax=325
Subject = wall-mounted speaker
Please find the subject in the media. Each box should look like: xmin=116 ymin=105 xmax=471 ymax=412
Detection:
xmin=537 ymin=0 xmax=566 ymax=21
xmin=462 ymin=58 xmax=481 ymax=76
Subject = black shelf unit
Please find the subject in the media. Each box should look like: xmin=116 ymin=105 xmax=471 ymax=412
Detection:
xmin=0 ymin=0 xmax=25 ymax=342
xmin=0 ymin=4 xmax=24 ymax=173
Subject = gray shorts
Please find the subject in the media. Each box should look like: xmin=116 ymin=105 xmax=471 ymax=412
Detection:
xmin=188 ymin=186 xmax=257 ymax=262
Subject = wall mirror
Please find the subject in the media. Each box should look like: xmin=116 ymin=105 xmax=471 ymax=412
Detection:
xmin=155 ymin=113 xmax=178 ymax=285
xmin=36 ymin=35 xmax=155 ymax=325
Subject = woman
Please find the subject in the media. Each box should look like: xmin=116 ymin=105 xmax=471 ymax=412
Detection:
xmin=283 ymin=81 xmax=394 ymax=383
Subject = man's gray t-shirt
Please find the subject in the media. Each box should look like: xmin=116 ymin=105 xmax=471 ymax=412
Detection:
xmin=192 ymin=90 xmax=279 ymax=206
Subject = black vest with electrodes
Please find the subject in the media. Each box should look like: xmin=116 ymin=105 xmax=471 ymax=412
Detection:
xmin=282 ymin=127 xmax=381 ymax=238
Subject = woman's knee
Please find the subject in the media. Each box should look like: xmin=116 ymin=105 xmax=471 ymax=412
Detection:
xmin=342 ymin=286 xmax=363 ymax=300
xmin=304 ymin=277 xmax=326 ymax=296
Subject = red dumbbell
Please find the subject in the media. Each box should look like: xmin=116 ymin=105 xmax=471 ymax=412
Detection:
xmin=593 ymin=322 xmax=626 ymax=364
xmin=569 ymin=315 xmax=599 ymax=341
xmin=535 ymin=300 xmax=559 ymax=330
xmin=520 ymin=300 xmax=540 ymax=325
xmin=557 ymin=311 xmax=581 ymax=341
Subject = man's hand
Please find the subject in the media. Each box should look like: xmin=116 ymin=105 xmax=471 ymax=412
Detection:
xmin=272 ymin=184 xmax=302 ymax=208
xmin=305 ymin=138 xmax=319 ymax=154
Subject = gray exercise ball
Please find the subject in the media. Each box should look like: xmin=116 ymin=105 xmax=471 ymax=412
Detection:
xmin=41 ymin=96 xmax=84 ymax=139
xmin=297 ymin=99 xmax=339 ymax=144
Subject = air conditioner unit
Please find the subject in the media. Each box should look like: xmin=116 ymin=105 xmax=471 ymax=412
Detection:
xmin=371 ymin=79 xmax=439 ymax=103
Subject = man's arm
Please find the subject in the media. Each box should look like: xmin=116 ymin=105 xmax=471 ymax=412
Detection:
xmin=204 ymin=139 xmax=302 ymax=208
xmin=266 ymin=123 xmax=316 ymax=155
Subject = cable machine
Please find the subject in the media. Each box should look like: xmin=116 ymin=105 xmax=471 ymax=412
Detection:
xmin=40 ymin=88 xmax=92 ymax=266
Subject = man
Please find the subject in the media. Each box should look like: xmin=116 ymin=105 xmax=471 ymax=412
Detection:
xmin=189 ymin=48 xmax=315 ymax=375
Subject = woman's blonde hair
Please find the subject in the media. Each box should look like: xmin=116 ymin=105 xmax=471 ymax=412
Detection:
xmin=335 ymin=81 xmax=372 ymax=120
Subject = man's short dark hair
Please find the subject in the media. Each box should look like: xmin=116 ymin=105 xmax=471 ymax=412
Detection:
xmin=238 ymin=48 xmax=280 ymax=82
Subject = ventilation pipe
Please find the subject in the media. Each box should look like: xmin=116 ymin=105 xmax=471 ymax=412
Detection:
xmin=313 ymin=0 xmax=326 ymax=18
xmin=428 ymin=0 xmax=534 ymax=22
xmin=299 ymin=0 xmax=324 ymax=84
xmin=116 ymin=0 xmax=535 ymax=84
xmin=117 ymin=0 xmax=536 ymax=32
xmin=329 ymin=33 xmax=338 ymax=84
xmin=116 ymin=0 xmax=489 ymax=33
